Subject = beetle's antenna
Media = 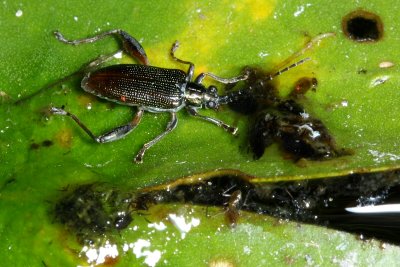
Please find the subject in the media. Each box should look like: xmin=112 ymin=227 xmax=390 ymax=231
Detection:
xmin=220 ymin=57 xmax=311 ymax=105
xmin=268 ymin=57 xmax=311 ymax=81
xmin=274 ymin=32 xmax=335 ymax=70
xmin=14 ymin=70 xmax=83 ymax=105
xmin=15 ymin=50 xmax=122 ymax=105
xmin=217 ymin=95 xmax=231 ymax=105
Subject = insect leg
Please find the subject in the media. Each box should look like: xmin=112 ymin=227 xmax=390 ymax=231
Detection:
xmin=50 ymin=107 xmax=144 ymax=143
xmin=54 ymin=29 xmax=149 ymax=65
xmin=186 ymin=106 xmax=237 ymax=135
xmin=134 ymin=112 xmax=178 ymax=164
xmin=170 ymin=41 xmax=194 ymax=81
xmin=194 ymin=71 xmax=249 ymax=84
xmin=82 ymin=50 xmax=124 ymax=70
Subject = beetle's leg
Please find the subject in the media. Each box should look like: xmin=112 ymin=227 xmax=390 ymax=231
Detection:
xmin=170 ymin=41 xmax=194 ymax=81
xmin=186 ymin=107 xmax=237 ymax=135
xmin=50 ymin=107 xmax=144 ymax=143
xmin=194 ymin=71 xmax=249 ymax=85
xmin=82 ymin=50 xmax=124 ymax=70
xmin=96 ymin=108 xmax=144 ymax=143
xmin=54 ymin=29 xmax=149 ymax=65
xmin=134 ymin=112 xmax=178 ymax=164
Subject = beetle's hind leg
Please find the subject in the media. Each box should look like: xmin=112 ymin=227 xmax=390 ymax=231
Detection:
xmin=50 ymin=106 xmax=144 ymax=143
xmin=54 ymin=29 xmax=149 ymax=65
xmin=18 ymin=30 xmax=150 ymax=104
xmin=83 ymin=50 xmax=124 ymax=70
xmin=134 ymin=112 xmax=178 ymax=164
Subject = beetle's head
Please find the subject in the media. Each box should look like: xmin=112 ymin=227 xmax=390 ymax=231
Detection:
xmin=186 ymin=84 xmax=227 ymax=110
xmin=203 ymin=86 xmax=220 ymax=110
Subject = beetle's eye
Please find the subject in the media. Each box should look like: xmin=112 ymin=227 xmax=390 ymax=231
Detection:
xmin=207 ymin=101 xmax=216 ymax=109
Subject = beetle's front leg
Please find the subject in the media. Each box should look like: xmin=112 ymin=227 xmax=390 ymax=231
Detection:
xmin=186 ymin=107 xmax=238 ymax=135
xmin=134 ymin=112 xmax=178 ymax=164
xmin=50 ymin=107 xmax=144 ymax=143
xmin=54 ymin=29 xmax=149 ymax=65
xmin=170 ymin=41 xmax=195 ymax=81
xmin=194 ymin=71 xmax=249 ymax=85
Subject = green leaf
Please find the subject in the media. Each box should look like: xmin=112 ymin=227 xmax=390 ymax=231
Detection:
xmin=1 ymin=0 xmax=400 ymax=265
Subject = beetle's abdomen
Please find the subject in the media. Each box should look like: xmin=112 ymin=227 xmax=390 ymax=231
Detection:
xmin=82 ymin=64 xmax=186 ymax=111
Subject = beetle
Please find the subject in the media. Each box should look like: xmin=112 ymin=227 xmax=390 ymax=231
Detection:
xmin=50 ymin=30 xmax=249 ymax=163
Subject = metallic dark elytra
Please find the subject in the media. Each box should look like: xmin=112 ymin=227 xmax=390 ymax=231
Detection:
xmin=50 ymin=30 xmax=249 ymax=163
xmin=82 ymin=64 xmax=187 ymax=111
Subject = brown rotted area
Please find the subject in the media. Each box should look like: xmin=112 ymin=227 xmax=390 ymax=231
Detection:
xmin=227 ymin=67 xmax=349 ymax=161
xmin=134 ymin=171 xmax=400 ymax=245
xmin=54 ymin=183 xmax=135 ymax=244
xmin=53 ymin=170 xmax=400 ymax=245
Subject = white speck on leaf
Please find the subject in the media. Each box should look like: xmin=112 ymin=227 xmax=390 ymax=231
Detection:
xmin=258 ymin=51 xmax=269 ymax=58
xmin=81 ymin=242 xmax=119 ymax=265
xmin=293 ymin=4 xmax=311 ymax=17
xmin=294 ymin=6 xmax=304 ymax=17
xmin=148 ymin=221 xmax=167 ymax=231
xmin=379 ymin=61 xmax=394 ymax=68
xmin=132 ymin=239 xmax=162 ymax=267
xmin=15 ymin=9 xmax=23 ymax=17
xmin=368 ymin=149 xmax=400 ymax=163
xmin=370 ymin=75 xmax=389 ymax=87
xmin=168 ymin=213 xmax=200 ymax=239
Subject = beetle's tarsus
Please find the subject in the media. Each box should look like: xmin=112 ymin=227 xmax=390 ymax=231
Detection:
xmin=50 ymin=106 xmax=67 ymax=115
xmin=54 ymin=31 xmax=62 ymax=39
xmin=230 ymin=126 xmax=239 ymax=136
xmin=133 ymin=153 xmax=144 ymax=164
xmin=171 ymin=40 xmax=180 ymax=52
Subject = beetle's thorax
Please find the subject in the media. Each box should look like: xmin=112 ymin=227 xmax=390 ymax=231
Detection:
xmin=185 ymin=83 xmax=222 ymax=109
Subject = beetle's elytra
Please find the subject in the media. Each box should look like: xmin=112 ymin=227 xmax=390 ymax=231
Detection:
xmin=51 ymin=29 xmax=249 ymax=163
xmin=82 ymin=64 xmax=188 ymax=111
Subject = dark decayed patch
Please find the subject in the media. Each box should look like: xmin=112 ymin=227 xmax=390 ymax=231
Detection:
xmin=342 ymin=10 xmax=383 ymax=42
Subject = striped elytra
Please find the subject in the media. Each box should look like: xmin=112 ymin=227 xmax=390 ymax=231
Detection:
xmin=82 ymin=64 xmax=187 ymax=111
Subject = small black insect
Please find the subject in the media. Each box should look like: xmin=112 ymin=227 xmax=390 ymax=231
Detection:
xmin=50 ymin=30 xmax=249 ymax=163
